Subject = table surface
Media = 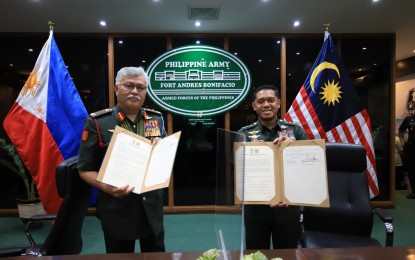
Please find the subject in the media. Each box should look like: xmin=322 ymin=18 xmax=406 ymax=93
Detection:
xmin=5 ymin=246 xmax=415 ymax=260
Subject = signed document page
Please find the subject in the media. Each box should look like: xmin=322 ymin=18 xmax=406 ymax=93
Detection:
xmin=281 ymin=140 xmax=328 ymax=206
xmin=234 ymin=143 xmax=276 ymax=204
xmin=97 ymin=126 xmax=181 ymax=194
xmin=142 ymin=131 xmax=181 ymax=193
xmin=234 ymin=139 xmax=328 ymax=207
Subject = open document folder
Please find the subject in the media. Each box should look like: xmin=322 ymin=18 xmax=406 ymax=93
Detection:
xmin=97 ymin=125 xmax=181 ymax=194
xmin=234 ymin=139 xmax=329 ymax=207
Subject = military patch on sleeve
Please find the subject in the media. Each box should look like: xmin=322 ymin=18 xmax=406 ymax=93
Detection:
xmin=82 ymin=130 xmax=89 ymax=142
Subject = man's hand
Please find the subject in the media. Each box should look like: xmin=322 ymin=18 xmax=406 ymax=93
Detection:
xmin=273 ymin=135 xmax=294 ymax=145
xmin=102 ymin=184 xmax=135 ymax=198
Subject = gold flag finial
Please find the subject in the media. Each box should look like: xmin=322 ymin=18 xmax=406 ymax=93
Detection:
xmin=323 ymin=23 xmax=330 ymax=32
xmin=48 ymin=21 xmax=54 ymax=32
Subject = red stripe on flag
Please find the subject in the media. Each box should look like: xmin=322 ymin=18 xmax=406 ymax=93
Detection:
xmin=3 ymin=103 xmax=63 ymax=213
xmin=285 ymin=111 xmax=293 ymax=122
xmin=300 ymin=88 xmax=328 ymax=140
xmin=291 ymin=98 xmax=314 ymax=138
xmin=330 ymin=127 xmax=341 ymax=142
xmin=350 ymin=114 xmax=376 ymax=164
xmin=340 ymin=121 xmax=355 ymax=143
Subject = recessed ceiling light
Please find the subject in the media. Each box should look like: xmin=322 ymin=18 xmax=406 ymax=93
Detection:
xmin=296 ymin=52 xmax=300 ymax=55
xmin=142 ymin=60 xmax=146 ymax=63
xmin=276 ymin=40 xmax=281 ymax=44
xmin=28 ymin=48 xmax=33 ymax=52
xmin=196 ymin=40 xmax=201 ymax=44
xmin=234 ymin=52 xmax=238 ymax=55
xmin=293 ymin=20 xmax=300 ymax=27
xmin=362 ymin=47 xmax=367 ymax=50
xmin=372 ymin=0 xmax=380 ymax=2
xmin=118 ymin=40 xmax=123 ymax=44
xmin=195 ymin=21 xmax=201 ymax=27
xmin=100 ymin=20 xmax=106 ymax=26
xmin=258 ymin=59 xmax=262 ymax=63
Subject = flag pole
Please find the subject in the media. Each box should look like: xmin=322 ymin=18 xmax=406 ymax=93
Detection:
xmin=323 ymin=23 xmax=330 ymax=40
xmin=48 ymin=21 xmax=54 ymax=32
xmin=323 ymin=23 xmax=330 ymax=32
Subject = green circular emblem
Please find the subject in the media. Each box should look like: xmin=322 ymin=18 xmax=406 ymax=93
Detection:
xmin=147 ymin=45 xmax=251 ymax=117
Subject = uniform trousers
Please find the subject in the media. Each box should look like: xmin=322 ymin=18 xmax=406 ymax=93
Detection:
xmin=244 ymin=205 xmax=301 ymax=250
xmin=103 ymin=229 xmax=165 ymax=253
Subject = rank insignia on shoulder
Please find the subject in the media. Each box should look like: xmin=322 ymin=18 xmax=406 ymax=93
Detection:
xmin=90 ymin=108 xmax=113 ymax=118
xmin=143 ymin=108 xmax=162 ymax=115
xmin=240 ymin=122 xmax=258 ymax=131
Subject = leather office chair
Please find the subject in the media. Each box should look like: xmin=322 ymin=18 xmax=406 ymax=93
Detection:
xmin=301 ymin=142 xmax=393 ymax=248
xmin=0 ymin=156 xmax=91 ymax=257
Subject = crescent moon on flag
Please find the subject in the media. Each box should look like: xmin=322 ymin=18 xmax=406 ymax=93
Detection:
xmin=310 ymin=61 xmax=340 ymax=93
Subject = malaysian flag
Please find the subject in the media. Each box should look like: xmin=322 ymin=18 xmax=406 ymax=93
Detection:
xmin=284 ymin=31 xmax=379 ymax=198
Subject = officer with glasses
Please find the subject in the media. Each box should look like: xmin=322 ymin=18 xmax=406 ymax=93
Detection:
xmin=78 ymin=67 xmax=167 ymax=253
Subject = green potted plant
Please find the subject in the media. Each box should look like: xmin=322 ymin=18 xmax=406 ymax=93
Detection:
xmin=0 ymin=138 xmax=45 ymax=220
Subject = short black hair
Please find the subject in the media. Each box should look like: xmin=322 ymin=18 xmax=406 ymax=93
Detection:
xmin=252 ymin=85 xmax=280 ymax=101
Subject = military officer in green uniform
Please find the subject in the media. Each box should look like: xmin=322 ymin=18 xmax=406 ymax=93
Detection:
xmin=78 ymin=67 xmax=166 ymax=253
xmin=238 ymin=84 xmax=308 ymax=250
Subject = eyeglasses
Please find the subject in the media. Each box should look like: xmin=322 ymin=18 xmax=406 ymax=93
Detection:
xmin=119 ymin=83 xmax=147 ymax=92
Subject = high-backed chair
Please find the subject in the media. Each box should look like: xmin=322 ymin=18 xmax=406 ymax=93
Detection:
xmin=0 ymin=156 xmax=91 ymax=257
xmin=301 ymin=142 xmax=393 ymax=248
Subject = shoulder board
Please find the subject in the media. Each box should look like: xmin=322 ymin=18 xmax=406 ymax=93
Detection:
xmin=239 ymin=122 xmax=258 ymax=131
xmin=279 ymin=119 xmax=300 ymax=127
xmin=143 ymin=108 xmax=162 ymax=115
xmin=89 ymin=108 xmax=113 ymax=118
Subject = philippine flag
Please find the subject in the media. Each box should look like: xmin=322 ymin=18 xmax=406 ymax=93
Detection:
xmin=3 ymin=31 xmax=88 ymax=214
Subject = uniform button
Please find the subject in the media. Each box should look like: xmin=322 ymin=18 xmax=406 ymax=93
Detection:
xmin=143 ymin=196 xmax=146 ymax=201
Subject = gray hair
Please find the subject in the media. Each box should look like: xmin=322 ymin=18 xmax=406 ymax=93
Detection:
xmin=115 ymin=67 xmax=149 ymax=87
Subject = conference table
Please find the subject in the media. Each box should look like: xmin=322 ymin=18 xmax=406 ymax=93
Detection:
xmin=5 ymin=246 xmax=415 ymax=259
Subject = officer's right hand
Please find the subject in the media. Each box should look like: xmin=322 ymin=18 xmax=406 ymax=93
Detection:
xmin=102 ymin=184 xmax=135 ymax=198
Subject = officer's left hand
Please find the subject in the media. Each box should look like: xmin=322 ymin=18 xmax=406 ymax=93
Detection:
xmin=273 ymin=135 xmax=294 ymax=145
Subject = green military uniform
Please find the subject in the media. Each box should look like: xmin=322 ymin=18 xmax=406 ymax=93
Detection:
xmin=78 ymin=105 xmax=166 ymax=252
xmin=238 ymin=119 xmax=308 ymax=250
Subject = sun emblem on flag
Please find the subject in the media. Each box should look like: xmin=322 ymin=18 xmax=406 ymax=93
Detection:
xmin=319 ymin=79 xmax=342 ymax=106
xmin=21 ymin=69 xmax=42 ymax=96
